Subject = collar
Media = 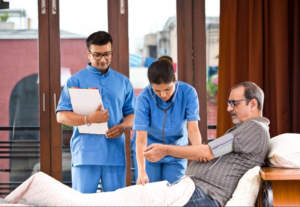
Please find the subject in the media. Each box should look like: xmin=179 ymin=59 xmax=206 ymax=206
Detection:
xmin=246 ymin=117 xmax=270 ymax=125
xmin=86 ymin=63 xmax=111 ymax=77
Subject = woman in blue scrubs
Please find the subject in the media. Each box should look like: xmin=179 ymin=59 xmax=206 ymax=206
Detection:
xmin=131 ymin=57 xmax=202 ymax=185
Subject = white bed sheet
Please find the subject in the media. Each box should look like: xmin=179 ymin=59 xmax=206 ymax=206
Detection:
xmin=2 ymin=172 xmax=195 ymax=206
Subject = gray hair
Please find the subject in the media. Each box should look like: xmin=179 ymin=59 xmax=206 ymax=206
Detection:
xmin=231 ymin=82 xmax=264 ymax=111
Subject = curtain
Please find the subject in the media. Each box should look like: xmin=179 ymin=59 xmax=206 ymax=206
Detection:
xmin=217 ymin=0 xmax=300 ymax=138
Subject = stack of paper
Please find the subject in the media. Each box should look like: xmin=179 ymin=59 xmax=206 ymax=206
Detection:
xmin=68 ymin=87 xmax=108 ymax=134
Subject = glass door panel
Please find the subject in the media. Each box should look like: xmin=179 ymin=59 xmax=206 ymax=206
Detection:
xmin=205 ymin=0 xmax=220 ymax=140
xmin=58 ymin=0 xmax=108 ymax=189
xmin=129 ymin=0 xmax=177 ymax=96
xmin=0 ymin=0 xmax=39 ymax=197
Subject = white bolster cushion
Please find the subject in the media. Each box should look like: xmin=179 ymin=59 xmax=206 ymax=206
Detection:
xmin=225 ymin=166 xmax=261 ymax=206
xmin=267 ymin=133 xmax=300 ymax=168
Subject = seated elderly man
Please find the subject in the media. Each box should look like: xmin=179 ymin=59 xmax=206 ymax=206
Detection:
xmin=143 ymin=81 xmax=270 ymax=207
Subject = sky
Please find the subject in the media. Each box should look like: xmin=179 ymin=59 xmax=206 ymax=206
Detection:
xmin=5 ymin=0 xmax=220 ymax=52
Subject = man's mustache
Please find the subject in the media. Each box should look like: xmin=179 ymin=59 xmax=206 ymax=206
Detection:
xmin=230 ymin=111 xmax=237 ymax=116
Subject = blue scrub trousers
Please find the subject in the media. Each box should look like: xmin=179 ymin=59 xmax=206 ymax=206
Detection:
xmin=72 ymin=165 xmax=126 ymax=193
xmin=133 ymin=150 xmax=187 ymax=184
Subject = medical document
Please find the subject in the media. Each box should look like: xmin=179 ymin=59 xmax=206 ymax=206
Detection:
xmin=68 ymin=87 xmax=109 ymax=134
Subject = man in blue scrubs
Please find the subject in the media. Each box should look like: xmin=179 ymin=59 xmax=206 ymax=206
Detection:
xmin=131 ymin=59 xmax=202 ymax=185
xmin=56 ymin=31 xmax=136 ymax=193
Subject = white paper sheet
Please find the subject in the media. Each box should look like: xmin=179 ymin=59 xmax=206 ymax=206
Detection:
xmin=68 ymin=88 xmax=108 ymax=134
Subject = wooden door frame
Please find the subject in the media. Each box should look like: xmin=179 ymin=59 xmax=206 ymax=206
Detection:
xmin=108 ymin=0 xmax=131 ymax=186
xmin=38 ymin=0 xmax=51 ymax=176
xmin=48 ymin=0 xmax=62 ymax=181
xmin=177 ymin=0 xmax=208 ymax=144
xmin=38 ymin=0 xmax=62 ymax=181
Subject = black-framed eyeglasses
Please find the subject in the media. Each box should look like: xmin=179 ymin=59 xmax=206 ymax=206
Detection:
xmin=89 ymin=51 xmax=113 ymax=60
xmin=227 ymin=99 xmax=247 ymax=108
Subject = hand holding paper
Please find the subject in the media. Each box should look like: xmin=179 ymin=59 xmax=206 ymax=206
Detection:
xmin=88 ymin=103 xmax=109 ymax=124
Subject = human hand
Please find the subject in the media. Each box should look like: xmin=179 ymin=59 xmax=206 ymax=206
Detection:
xmin=196 ymin=158 xmax=208 ymax=162
xmin=88 ymin=104 xmax=109 ymax=124
xmin=105 ymin=124 xmax=125 ymax=138
xmin=136 ymin=171 xmax=149 ymax=186
xmin=196 ymin=147 xmax=214 ymax=162
xmin=143 ymin=144 xmax=167 ymax=163
xmin=196 ymin=145 xmax=215 ymax=162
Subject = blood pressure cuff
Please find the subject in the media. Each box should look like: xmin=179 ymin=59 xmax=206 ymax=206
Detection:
xmin=208 ymin=133 xmax=234 ymax=158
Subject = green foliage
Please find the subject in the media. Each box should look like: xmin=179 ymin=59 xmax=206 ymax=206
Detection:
xmin=61 ymin=124 xmax=73 ymax=130
xmin=0 ymin=12 xmax=9 ymax=22
xmin=207 ymin=77 xmax=218 ymax=99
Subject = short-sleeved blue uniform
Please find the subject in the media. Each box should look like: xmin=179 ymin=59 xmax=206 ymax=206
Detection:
xmin=56 ymin=64 xmax=136 ymax=193
xmin=131 ymin=81 xmax=200 ymax=184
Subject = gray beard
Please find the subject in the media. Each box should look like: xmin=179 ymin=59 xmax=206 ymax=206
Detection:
xmin=232 ymin=117 xmax=241 ymax=124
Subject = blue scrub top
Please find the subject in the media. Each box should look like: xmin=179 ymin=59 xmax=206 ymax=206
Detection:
xmin=56 ymin=64 xmax=136 ymax=166
xmin=131 ymin=81 xmax=200 ymax=153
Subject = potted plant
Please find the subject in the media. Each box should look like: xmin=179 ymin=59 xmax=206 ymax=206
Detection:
xmin=0 ymin=12 xmax=9 ymax=22
xmin=62 ymin=124 xmax=73 ymax=147
xmin=0 ymin=12 xmax=14 ymax=30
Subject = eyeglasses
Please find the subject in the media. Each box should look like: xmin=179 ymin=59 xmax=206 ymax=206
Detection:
xmin=89 ymin=51 xmax=113 ymax=60
xmin=227 ymin=99 xmax=247 ymax=108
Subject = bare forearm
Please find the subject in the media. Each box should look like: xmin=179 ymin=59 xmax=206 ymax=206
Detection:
xmin=136 ymin=144 xmax=147 ymax=173
xmin=188 ymin=130 xmax=202 ymax=145
xmin=122 ymin=114 xmax=134 ymax=131
xmin=56 ymin=111 xmax=86 ymax=126
xmin=165 ymin=144 xmax=214 ymax=160
xmin=136 ymin=131 xmax=147 ymax=173
xmin=187 ymin=121 xmax=202 ymax=145
xmin=57 ymin=104 xmax=109 ymax=126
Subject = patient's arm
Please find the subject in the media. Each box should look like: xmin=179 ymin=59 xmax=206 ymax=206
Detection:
xmin=144 ymin=133 xmax=235 ymax=162
xmin=143 ymin=144 xmax=214 ymax=162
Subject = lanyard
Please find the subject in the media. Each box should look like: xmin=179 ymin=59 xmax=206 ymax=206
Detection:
xmin=148 ymin=82 xmax=180 ymax=144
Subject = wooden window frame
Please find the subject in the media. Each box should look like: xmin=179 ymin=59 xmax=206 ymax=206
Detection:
xmin=38 ymin=0 xmax=62 ymax=181
xmin=177 ymin=0 xmax=207 ymax=143
xmin=108 ymin=0 xmax=131 ymax=186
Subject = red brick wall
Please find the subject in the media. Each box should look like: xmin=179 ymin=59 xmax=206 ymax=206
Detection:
xmin=207 ymin=97 xmax=217 ymax=139
xmin=0 ymin=38 xmax=87 ymax=184
xmin=60 ymin=39 xmax=88 ymax=74
xmin=0 ymin=40 xmax=38 ymax=127
xmin=0 ymin=39 xmax=87 ymax=133
xmin=0 ymin=39 xmax=39 ymax=184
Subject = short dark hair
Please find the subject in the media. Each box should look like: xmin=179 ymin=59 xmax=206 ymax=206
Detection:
xmin=86 ymin=31 xmax=113 ymax=50
xmin=231 ymin=82 xmax=264 ymax=111
xmin=148 ymin=60 xmax=175 ymax=84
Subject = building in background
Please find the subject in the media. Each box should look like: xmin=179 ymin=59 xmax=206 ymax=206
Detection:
xmin=132 ymin=16 xmax=219 ymax=69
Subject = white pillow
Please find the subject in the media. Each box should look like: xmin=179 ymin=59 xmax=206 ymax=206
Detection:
xmin=267 ymin=133 xmax=300 ymax=168
xmin=225 ymin=166 xmax=261 ymax=206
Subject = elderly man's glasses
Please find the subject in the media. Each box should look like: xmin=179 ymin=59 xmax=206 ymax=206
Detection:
xmin=89 ymin=51 xmax=113 ymax=60
xmin=227 ymin=99 xmax=247 ymax=108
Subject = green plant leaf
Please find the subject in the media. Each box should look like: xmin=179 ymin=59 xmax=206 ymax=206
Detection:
xmin=0 ymin=12 xmax=9 ymax=22
xmin=61 ymin=124 xmax=73 ymax=130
